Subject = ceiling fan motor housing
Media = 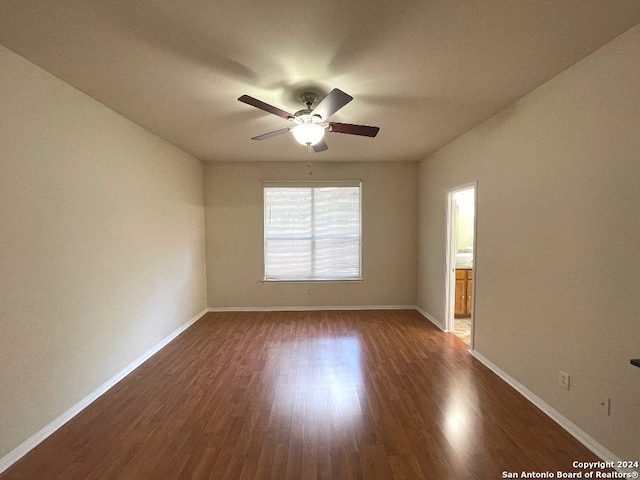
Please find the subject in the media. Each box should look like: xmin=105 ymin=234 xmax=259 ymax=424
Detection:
xmin=294 ymin=92 xmax=324 ymax=124
xmin=300 ymin=92 xmax=319 ymax=109
xmin=293 ymin=111 xmax=324 ymax=124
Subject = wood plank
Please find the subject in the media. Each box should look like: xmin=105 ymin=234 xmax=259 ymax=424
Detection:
xmin=0 ymin=310 xmax=605 ymax=480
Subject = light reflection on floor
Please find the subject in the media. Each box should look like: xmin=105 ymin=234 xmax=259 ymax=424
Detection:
xmin=269 ymin=336 xmax=364 ymax=426
xmin=443 ymin=370 xmax=481 ymax=457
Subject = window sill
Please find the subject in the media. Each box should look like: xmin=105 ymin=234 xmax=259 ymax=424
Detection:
xmin=262 ymin=278 xmax=363 ymax=284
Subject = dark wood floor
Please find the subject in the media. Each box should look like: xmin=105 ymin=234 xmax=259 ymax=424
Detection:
xmin=2 ymin=310 xmax=602 ymax=479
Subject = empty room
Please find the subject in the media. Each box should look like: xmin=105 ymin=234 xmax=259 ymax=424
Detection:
xmin=1 ymin=1 xmax=639 ymax=479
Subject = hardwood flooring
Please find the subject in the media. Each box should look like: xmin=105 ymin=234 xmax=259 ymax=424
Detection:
xmin=1 ymin=310 xmax=603 ymax=479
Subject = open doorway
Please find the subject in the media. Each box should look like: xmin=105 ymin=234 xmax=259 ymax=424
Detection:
xmin=445 ymin=183 xmax=476 ymax=347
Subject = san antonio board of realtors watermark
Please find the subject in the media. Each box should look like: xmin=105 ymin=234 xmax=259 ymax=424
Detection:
xmin=501 ymin=460 xmax=639 ymax=479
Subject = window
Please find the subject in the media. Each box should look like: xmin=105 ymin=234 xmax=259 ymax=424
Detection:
xmin=263 ymin=182 xmax=362 ymax=281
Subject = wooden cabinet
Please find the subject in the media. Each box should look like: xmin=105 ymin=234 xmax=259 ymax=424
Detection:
xmin=454 ymin=269 xmax=473 ymax=316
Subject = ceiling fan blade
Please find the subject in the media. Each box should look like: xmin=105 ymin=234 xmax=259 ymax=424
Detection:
xmin=311 ymin=89 xmax=353 ymax=121
xmin=238 ymin=95 xmax=293 ymax=120
xmin=313 ymin=139 xmax=328 ymax=153
xmin=328 ymin=122 xmax=380 ymax=137
xmin=251 ymin=127 xmax=291 ymax=140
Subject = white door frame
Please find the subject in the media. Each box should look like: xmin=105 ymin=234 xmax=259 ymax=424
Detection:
xmin=444 ymin=181 xmax=477 ymax=347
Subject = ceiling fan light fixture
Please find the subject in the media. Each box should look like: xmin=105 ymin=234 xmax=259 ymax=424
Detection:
xmin=292 ymin=122 xmax=325 ymax=146
xmin=238 ymin=88 xmax=379 ymax=152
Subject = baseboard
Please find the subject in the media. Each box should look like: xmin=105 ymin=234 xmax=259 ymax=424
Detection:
xmin=0 ymin=308 xmax=208 ymax=475
xmin=413 ymin=306 xmax=445 ymax=331
xmin=207 ymin=305 xmax=417 ymax=312
xmin=469 ymin=349 xmax=623 ymax=468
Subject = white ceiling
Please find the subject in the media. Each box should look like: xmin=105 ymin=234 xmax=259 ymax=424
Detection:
xmin=1 ymin=1 xmax=639 ymax=162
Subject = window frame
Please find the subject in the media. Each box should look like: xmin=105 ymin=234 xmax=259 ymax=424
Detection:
xmin=262 ymin=180 xmax=363 ymax=283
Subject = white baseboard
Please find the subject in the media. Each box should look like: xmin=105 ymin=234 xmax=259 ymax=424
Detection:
xmin=414 ymin=306 xmax=445 ymax=331
xmin=0 ymin=308 xmax=208 ymax=475
xmin=469 ymin=349 xmax=623 ymax=467
xmin=207 ymin=305 xmax=417 ymax=312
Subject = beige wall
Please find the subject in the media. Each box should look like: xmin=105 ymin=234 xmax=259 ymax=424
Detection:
xmin=417 ymin=25 xmax=640 ymax=460
xmin=0 ymin=46 xmax=207 ymax=460
xmin=205 ymin=161 xmax=418 ymax=308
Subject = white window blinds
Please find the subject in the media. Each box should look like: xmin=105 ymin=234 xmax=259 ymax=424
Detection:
xmin=264 ymin=183 xmax=362 ymax=281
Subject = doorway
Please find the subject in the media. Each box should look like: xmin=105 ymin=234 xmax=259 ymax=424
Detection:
xmin=445 ymin=183 xmax=477 ymax=347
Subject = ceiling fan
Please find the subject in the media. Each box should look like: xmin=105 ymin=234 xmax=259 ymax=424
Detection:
xmin=237 ymin=88 xmax=380 ymax=152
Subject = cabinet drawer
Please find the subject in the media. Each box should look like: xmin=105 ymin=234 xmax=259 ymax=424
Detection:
xmin=455 ymin=269 xmax=466 ymax=279
xmin=467 ymin=269 xmax=473 ymax=280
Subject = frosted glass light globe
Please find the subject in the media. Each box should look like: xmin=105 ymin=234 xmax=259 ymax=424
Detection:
xmin=292 ymin=123 xmax=325 ymax=146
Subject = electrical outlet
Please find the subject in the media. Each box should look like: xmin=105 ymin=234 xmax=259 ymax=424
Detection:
xmin=559 ymin=371 xmax=570 ymax=390
xmin=597 ymin=396 xmax=611 ymax=415
xmin=306 ymin=288 xmax=312 ymax=295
